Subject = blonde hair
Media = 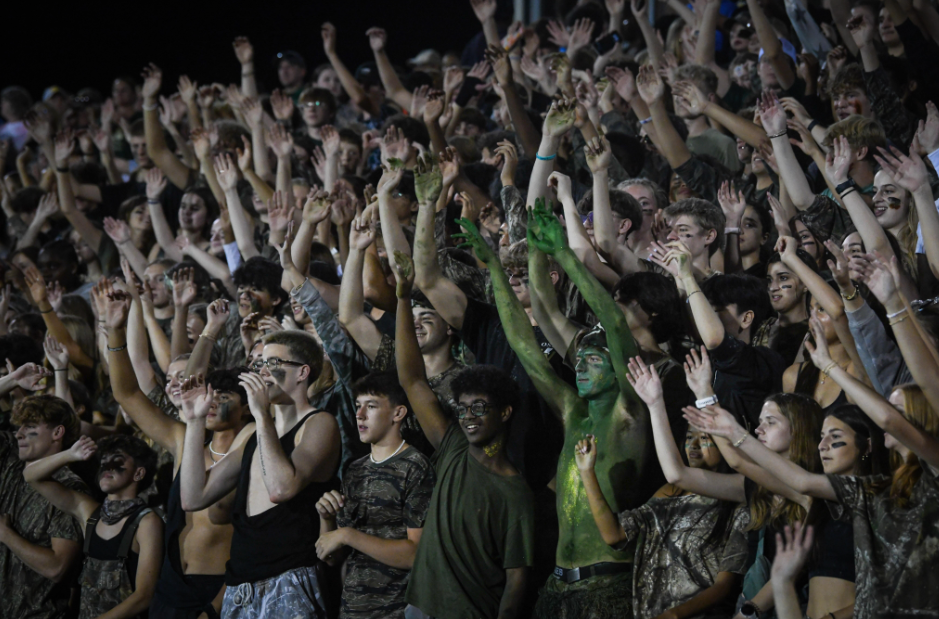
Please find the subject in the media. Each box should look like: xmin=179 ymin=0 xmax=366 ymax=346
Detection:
xmin=880 ymin=384 xmax=939 ymax=507
xmin=822 ymin=115 xmax=887 ymax=162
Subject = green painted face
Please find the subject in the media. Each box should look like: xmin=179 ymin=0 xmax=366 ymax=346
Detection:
xmin=574 ymin=346 xmax=617 ymax=398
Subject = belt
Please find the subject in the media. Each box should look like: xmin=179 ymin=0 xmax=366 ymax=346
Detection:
xmin=553 ymin=562 xmax=632 ymax=584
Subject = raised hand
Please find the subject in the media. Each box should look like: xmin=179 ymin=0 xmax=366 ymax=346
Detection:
xmin=35 ymin=193 xmax=60 ymax=223
xmin=681 ymin=404 xmax=743 ymax=439
xmin=574 ymin=435 xmax=599 ymax=471
xmin=662 ymin=240 xmax=694 ymax=279
xmin=268 ymin=123 xmax=294 ymax=159
xmin=852 ymin=253 xmax=897 ymax=305
xmin=470 ymin=0 xmax=497 ymax=22
xmin=682 ymin=346 xmax=713 ymax=399
xmin=236 ymin=135 xmax=253 ymax=172
xmin=238 ymin=372 xmax=271 ymax=420
xmin=414 ymin=152 xmax=443 ymax=206
xmin=772 ymin=522 xmax=815 ymax=583
xmin=302 ymin=188 xmax=332 ymax=226
xmin=658 ymin=53 xmax=680 ymax=87
xmin=380 ymin=126 xmax=414 ymax=167
xmin=824 ymin=239 xmax=854 ymax=291
xmin=717 ymin=181 xmax=747 ymax=228
xmin=44 ymin=334 xmax=70 ymax=371
xmin=172 ymin=267 xmax=198 ymax=308
xmin=101 ymin=279 xmax=132 ymax=329
xmin=140 ymin=63 xmax=162 ymax=100
xmin=543 ymin=97 xmax=577 ymax=138
xmin=267 ymin=191 xmax=296 ymax=234
xmin=366 ymin=27 xmax=387 ymax=53
xmin=350 ymin=214 xmax=376 ymax=250
xmin=177 ymin=75 xmax=197 ymax=104
xmin=520 ymin=56 xmax=547 ymax=83
xmin=206 ymin=299 xmax=231 ymax=332
xmin=179 ymin=374 xmax=213 ymax=422
xmin=484 ymin=44 xmax=512 ymax=86
xmin=605 ymin=66 xmax=637 ymax=102
xmin=197 ymin=85 xmax=218 ymax=110
xmin=874 ymin=146 xmax=928 ymax=194
xmin=774 ymin=235 xmax=800 ymax=262
xmin=242 ymin=97 xmax=263 ymax=130
xmin=454 ymin=217 xmax=499 ymax=266
xmin=423 ymin=90 xmax=446 ymax=126
xmin=548 ymin=171 xmax=573 ymax=204
xmin=233 ymin=36 xmax=254 ymax=65
xmin=22 ymin=265 xmax=49 ymax=305
xmin=24 ymin=109 xmax=53 ymax=146
xmin=495 ymin=139 xmax=518 ymax=183
xmin=145 ymin=167 xmax=167 ymax=201
xmin=824 ymin=135 xmax=854 ymax=185
xmin=391 ymin=250 xmax=415 ymax=298
xmin=6 ymin=360 xmax=51 ymax=391
xmin=103 ymin=217 xmax=132 ymax=245
xmin=214 ymin=153 xmax=240 ymax=192
xmin=321 ymin=22 xmax=338 ymax=55
xmin=53 ymin=130 xmax=75 ymax=169
xmin=672 ymin=81 xmax=709 ymax=117
xmin=67 ymin=436 xmax=97 ymax=462
xmin=566 ymin=18 xmax=595 ymax=55
xmin=330 ymin=191 xmax=356 ymax=226
xmin=912 ymin=101 xmax=939 ymax=156
xmin=624 ymin=356 xmax=663 ymax=405
xmin=846 ymin=13 xmax=875 ymax=49
xmin=526 ymin=198 xmax=568 ymax=255
xmin=636 ymin=64 xmax=664 ymax=104
xmin=439 ymin=146 xmax=461 ymax=187
xmin=443 ymin=67 xmax=465 ymax=98
xmin=780 ymin=97 xmax=812 ymax=126
xmin=584 ymin=135 xmax=612 ymax=173
xmin=758 ymin=90 xmax=787 ymax=136
xmin=270 ymin=89 xmax=295 ymax=122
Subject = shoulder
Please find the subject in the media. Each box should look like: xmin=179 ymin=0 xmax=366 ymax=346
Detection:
xmin=138 ymin=510 xmax=164 ymax=532
xmin=295 ymin=411 xmax=339 ymax=446
xmin=783 ymin=362 xmax=800 ymax=390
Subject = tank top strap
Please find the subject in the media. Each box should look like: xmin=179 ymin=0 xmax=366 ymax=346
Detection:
xmin=83 ymin=506 xmax=103 ymax=554
xmin=117 ymin=508 xmax=153 ymax=559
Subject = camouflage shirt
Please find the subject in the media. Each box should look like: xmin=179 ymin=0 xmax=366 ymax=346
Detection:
xmin=336 ymin=447 xmax=435 ymax=619
xmin=619 ymin=493 xmax=749 ymax=619
xmin=828 ymin=471 xmax=939 ymax=619
xmin=0 ymin=432 xmax=89 ymax=619
xmin=863 ymin=67 xmax=918 ymax=149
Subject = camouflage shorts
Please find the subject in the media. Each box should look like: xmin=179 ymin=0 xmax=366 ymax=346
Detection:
xmin=533 ymin=571 xmax=633 ymax=619
xmin=222 ymin=566 xmax=326 ymax=619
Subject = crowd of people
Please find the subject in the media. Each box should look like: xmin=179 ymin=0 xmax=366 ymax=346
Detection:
xmin=1 ymin=0 xmax=938 ymax=616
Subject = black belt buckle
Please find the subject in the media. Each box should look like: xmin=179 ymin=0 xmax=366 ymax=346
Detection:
xmin=553 ymin=566 xmax=582 ymax=583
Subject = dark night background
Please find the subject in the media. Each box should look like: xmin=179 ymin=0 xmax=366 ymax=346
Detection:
xmin=1 ymin=0 xmax=527 ymax=101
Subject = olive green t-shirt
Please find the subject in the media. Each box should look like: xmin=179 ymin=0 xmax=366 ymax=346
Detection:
xmin=406 ymin=424 xmax=535 ymax=619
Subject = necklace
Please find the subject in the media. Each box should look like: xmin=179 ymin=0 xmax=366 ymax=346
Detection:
xmin=208 ymin=441 xmax=227 ymax=464
xmin=370 ymin=440 xmax=406 ymax=464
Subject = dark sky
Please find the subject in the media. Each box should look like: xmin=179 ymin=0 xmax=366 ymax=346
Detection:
xmin=2 ymin=1 xmax=490 ymax=101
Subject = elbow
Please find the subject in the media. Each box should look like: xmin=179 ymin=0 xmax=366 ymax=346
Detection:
xmin=46 ymin=560 xmax=71 ymax=584
xmin=601 ymin=530 xmax=627 ymax=549
xmin=268 ymin=487 xmax=296 ymax=505
xmin=663 ymin=468 xmax=685 ymax=486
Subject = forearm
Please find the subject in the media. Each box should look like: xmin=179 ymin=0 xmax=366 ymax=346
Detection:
xmin=341 ymin=528 xmax=417 ymax=569
xmin=327 ymin=51 xmax=377 ymax=115
xmin=883 ymin=295 xmax=939 ymax=415
xmin=53 ymin=367 xmax=70 ymax=404
xmin=503 ymin=84 xmax=541 ymax=159
xmin=184 ymin=247 xmax=235 ymax=294
xmin=670 ymin=572 xmax=736 ymax=619
xmin=705 ymin=103 xmax=768 ymax=149
xmin=148 ymin=204 xmax=183 ymax=262
xmin=171 ymin=305 xmax=192 ymax=358
xmin=244 ymin=168 xmax=273 ymax=203
xmin=681 ymin=275 xmax=726 ymax=349
xmin=592 ymin=170 xmax=618 ymax=255
xmin=144 ymin=107 xmax=191 ymax=189
xmin=180 ymin=419 xmax=211 ymax=510
xmin=413 ymin=204 xmax=443 ymax=288
xmin=526 ymin=136 xmax=560 ymax=208
xmin=200 ymin=155 xmax=227 ymax=209
xmin=23 ymin=451 xmax=75 ymax=483
xmin=858 ymin=42 xmax=880 ymax=72
xmin=223 ymin=188 xmax=260 ymax=260
xmin=747 ymin=0 xmax=795 ymax=88
xmin=829 ymin=0 xmax=859 ymax=55
xmin=291 ymin=221 xmax=317 ymax=277
xmin=783 ymin=256 xmax=844 ymax=318
xmin=694 ymin=5 xmax=721 ymax=67
xmin=185 ymin=323 xmax=222 ymax=378
xmin=241 ymin=61 xmax=258 ymax=98
xmin=250 ymin=126 xmax=273 ymax=182
xmin=650 ymin=100 xmax=691 ymax=169
xmin=771 ymin=579 xmax=802 ymax=619
xmin=529 ymin=247 xmax=579 ymax=357
xmin=374 ymin=50 xmax=412 ymax=110
xmin=41 ymin=310 xmax=94 ymax=370
xmin=254 ymin=414 xmax=301 ymax=502
xmin=275 ymin=155 xmax=291 ymax=198
xmin=125 ymin=305 xmax=158 ymax=395
xmin=377 ymin=194 xmax=411 ymax=256
xmin=116 ymin=239 xmax=149 ymax=280
xmin=0 ymin=533 xmax=73 ymax=582
xmin=497 ymin=569 xmax=528 ymax=619
xmin=841 ymin=191 xmax=891 ymax=258
xmin=579 ymin=468 xmax=626 ymax=546
xmin=99 ymin=150 xmax=122 ymax=185
xmin=145 ymin=314 xmax=172 ymax=372
xmin=737 ymin=433 xmax=834 ymax=498
xmin=17 ymin=218 xmax=46 ymax=250
xmin=637 ymin=20 xmax=665 ymax=66
xmin=771 ymin=135 xmax=815 ymax=209
xmin=167 ymin=126 xmax=197 ymax=169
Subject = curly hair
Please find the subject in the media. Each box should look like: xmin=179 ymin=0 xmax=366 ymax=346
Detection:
xmin=97 ymin=434 xmax=159 ymax=492
xmin=451 ymin=365 xmax=521 ymax=416
xmin=11 ymin=395 xmax=80 ymax=447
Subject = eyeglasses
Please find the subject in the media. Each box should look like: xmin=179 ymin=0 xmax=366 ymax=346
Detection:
xmin=300 ymin=101 xmax=324 ymax=108
xmin=251 ymin=357 xmax=307 ymax=372
xmin=455 ymin=400 xmax=495 ymax=419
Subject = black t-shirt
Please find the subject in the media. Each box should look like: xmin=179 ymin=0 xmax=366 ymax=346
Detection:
xmin=458 ymin=297 xmax=569 ymax=489
xmin=710 ymin=334 xmax=786 ymax=429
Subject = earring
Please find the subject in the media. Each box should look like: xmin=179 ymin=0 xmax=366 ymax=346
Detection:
xmin=862 ymin=452 xmax=869 ymax=461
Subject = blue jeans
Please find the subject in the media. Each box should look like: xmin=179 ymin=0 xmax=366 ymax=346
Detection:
xmin=222 ymin=566 xmax=325 ymax=619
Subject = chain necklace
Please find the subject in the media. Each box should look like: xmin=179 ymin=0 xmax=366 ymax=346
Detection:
xmin=370 ymin=440 xmax=406 ymax=465
xmin=208 ymin=441 xmax=227 ymax=466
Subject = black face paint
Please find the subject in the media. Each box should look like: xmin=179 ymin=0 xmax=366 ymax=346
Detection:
xmin=98 ymin=458 xmax=127 ymax=479
xmin=780 ymin=285 xmax=793 ymax=289
xmin=886 ymin=197 xmax=903 ymax=209
xmin=270 ymin=368 xmax=287 ymax=381
xmin=217 ymin=401 xmax=232 ymax=423
xmin=249 ymin=298 xmax=262 ymax=313
xmin=830 ymin=441 xmax=848 ymax=449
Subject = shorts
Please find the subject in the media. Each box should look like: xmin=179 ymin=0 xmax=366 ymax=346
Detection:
xmin=222 ymin=566 xmax=326 ymax=619
xmin=533 ymin=571 xmax=633 ymax=619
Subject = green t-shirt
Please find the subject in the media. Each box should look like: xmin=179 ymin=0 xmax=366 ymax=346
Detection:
xmin=687 ymin=128 xmax=743 ymax=173
xmin=406 ymin=424 xmax=535 ymax=619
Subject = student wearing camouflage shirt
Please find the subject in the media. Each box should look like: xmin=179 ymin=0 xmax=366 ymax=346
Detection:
xmin=315 ymin=372 xmax=435 ymax=619
xmin=0 ymin=393 xmax=87 ymax=619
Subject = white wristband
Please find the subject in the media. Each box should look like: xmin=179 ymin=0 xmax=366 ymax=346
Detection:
xmin=695 ymin=395 xmax=719 ymax=408
xmin=724 ymin=227 xmax=740 ymax=235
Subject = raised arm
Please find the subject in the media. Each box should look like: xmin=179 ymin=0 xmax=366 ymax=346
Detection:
xmin=53 ymin=132 xmax=103 ymax=251
xmin=141 ymin=64 xmax=192 ymax=190
xmin=457 ymin=210 xmax=580 ymax=420
xmin=674 ymin=81 xmax=769 ymax=149
xmin=637 ymin=65 xmax=692 ymax=170
xmin=23 ymin=267 xmax=95 ymax=372
xmin=632 ymin=0 xmax=665 ymax=66
xmin=144 ymin=168 xmax=184 ymax=262
xmin=527 ymin=98 xmax=576 ymax=208
xmin=485 ymin=44 xmax=541 ymax=160
xmin=367 ymin=28 xmax=413 ymax=110
xmin=216 ymin=153 xmax=260 ymax=261
xmin=392 ymin=251 xmax=451 ymax=448
xmin=322 ymin=22 xmax=380 ymax=116
xmin=233 ymin=37 xmax=258 ymax=98
xmin=103 ymin=282 xmax=185 ymax=456
xmin=338 ymin=217 xmax=384 ymax=361
xmin=627 ymin=358 xmax=747 ymax=501
xmin=746 ymin=0 xmax=796 ymax=89
xmin=761 ymin=92 xmax=816 ymax=210
xmin=376 ymin=162 xmax=412 ymax=259
xmin=693 ymin=0 xmax=731 ymax=96
xmin=23 ymin=437 xmax=100 ymax=523
xmin=412 ymin=155 xmax=469 ymax=329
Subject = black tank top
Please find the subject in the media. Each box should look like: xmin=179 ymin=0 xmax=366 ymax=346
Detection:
xmin=86 ymin=505 xmax=146 ymax=585
xmin=807 ymin=511 xmax=855 ymax=581
xmin=225 ymin=411 xmax=337 ymax=585
xmin=152 ymin=472 xmax=225 ymax=610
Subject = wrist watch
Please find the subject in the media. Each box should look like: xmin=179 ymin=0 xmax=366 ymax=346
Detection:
xmin=835 ymin=179 xmax=857 ymax=195
xmin=740 ymin=601 xmax=762 ymax=618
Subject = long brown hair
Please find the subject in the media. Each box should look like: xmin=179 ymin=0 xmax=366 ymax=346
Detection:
xmin=877 ymin=384 xmax=939 ymax=507
xmin=748 ymin=393 xmax=824 ymax=530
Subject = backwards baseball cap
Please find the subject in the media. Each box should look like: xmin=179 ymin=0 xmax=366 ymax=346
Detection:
xmin=407 ymin=49 xmax=442 ymax=68
xmin=759 ymin=37 xmax=798 ymax=66
xmin=273 ymin=50 xmax=307 ymax=70
xmin=355 ymin=62 xmax=381 ymax=87
xmin=42 ymin=86 xmax=69 ymax=102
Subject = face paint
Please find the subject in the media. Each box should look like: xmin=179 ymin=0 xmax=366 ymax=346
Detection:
xmin=483 ymin=437 xmax=503 ymax=457
xmin=886 ymin=197 xmax=903 ymax=209
xmin=830 ymin=441 xmax=847 ymax=448
xmin=249 ymin=297 xmax=262 ymax=313
xmin=217 ymin=401 xmax=232 ymax=423
xmin=270 ymin=368 xmax=287 ymax=381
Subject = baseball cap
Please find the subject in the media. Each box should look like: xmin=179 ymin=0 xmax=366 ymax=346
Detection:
xmin=407 ymin=49 xmax=442 ymax=68
xmin=273 ymin=50 xmax=307 ymax=70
